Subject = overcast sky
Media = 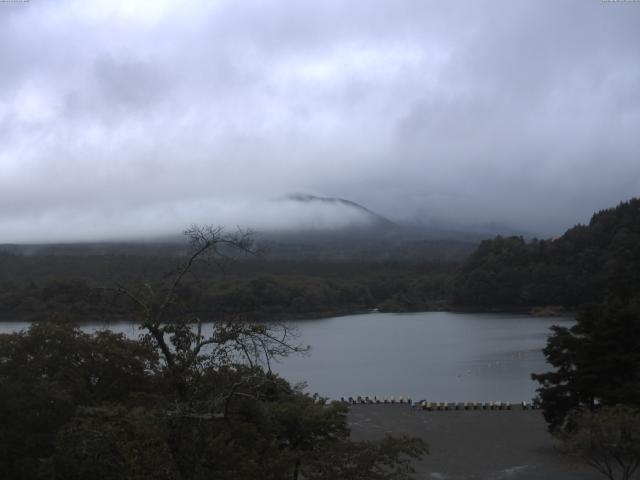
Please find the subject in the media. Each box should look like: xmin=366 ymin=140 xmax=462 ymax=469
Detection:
xmin=1 ymin=0 xmax=639 ymax=242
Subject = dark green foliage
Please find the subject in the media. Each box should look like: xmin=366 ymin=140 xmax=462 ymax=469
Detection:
xmin=53 ymin=407 xmax=177 ymax=480
xmin=532 ymin=296 xmax=640 ymax=433
xmin=561 ymin=406 xmax=640 ymax=480
xmin=453 ymin=198 xmax=640 ymax=309
xmin=0 ymin=322 xmax=427 ymax=480
xmin=0 ymin=323 xmax=159 ymax=479
xmin=0 ymin=259 xmax=458 ymax=321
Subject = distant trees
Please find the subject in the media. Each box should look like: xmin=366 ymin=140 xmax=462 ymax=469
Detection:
xmin=453 ymin=198 xmax=640 ymax=310
xmin=0 ymin=262 xmax=456 ymax=321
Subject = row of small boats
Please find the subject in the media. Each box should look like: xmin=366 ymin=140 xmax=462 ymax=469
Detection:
xmin=340 ymin=396 xmax=538 ymax=410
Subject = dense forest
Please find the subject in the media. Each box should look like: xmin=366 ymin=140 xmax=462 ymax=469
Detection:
xmin=453 ymin=198 xmax=640 ymax=310
xmin=0 ymin=255 xmax=457 ymax=321
xmin=2 ymin=198 xmax=640 ymax=321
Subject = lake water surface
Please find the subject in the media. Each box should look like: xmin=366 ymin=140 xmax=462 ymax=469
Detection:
xmin=0 ymin=312 xmax=572 ymax=403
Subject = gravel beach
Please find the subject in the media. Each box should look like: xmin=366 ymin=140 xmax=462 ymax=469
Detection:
xmin=348 ymin=404 xmax=601 ymax=480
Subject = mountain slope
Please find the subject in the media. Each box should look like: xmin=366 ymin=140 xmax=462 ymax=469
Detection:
xmin=452 ymin=198 xmax=640 ymax=309
xmin=280 ymin=193 xmax=395 ymax=230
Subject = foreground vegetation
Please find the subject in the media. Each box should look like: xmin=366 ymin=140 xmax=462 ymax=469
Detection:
xmin=531 ymin=292 xmax=640 ymax=480
xmin=0 ymin=227 xmax=427 ymax=479
xmin=0 ymin=323 xmax=427 ymax=480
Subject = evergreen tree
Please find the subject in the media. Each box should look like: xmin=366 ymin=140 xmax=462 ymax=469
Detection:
xmin=532 ymin=296 xmax=640 ymax=432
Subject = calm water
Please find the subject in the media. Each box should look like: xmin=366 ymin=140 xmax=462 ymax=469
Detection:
xmin=0 ymin=312 xmax=572 ymax=402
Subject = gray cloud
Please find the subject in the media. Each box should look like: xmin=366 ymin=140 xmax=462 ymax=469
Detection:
xmin=1 ymin=0 xmax=639 ymax=242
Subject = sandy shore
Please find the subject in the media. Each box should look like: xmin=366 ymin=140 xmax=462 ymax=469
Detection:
xmin=348 ymin=405 xmax=601 ymax=480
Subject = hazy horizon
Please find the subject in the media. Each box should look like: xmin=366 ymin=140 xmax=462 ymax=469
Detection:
xmin=2 ymin=0 xmax=639 ymax=243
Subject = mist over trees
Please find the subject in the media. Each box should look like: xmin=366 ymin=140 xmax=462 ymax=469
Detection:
xmin=3 ymin=198 xmax=640 ymax=321
xmin=2 ymin=197 xmax=640 ymax=477
xmin=452 ymin=198 xmax=640 ymax=310
xmin=2 ymin=1 xmax=639 ymax=478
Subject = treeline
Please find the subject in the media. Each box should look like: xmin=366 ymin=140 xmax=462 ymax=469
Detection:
xmin=7 ymin=197 xmax=639 ymax=319
xmin=0 ymin=257 xmax=457 ymax=321
xmin=452 ymin=198 xmax=640 ymax=310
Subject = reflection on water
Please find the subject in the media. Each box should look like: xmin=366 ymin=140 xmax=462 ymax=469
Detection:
xmin=0 ymin=311 xmax=573 ymax=402
xmin=273 ymin=312 xmax=573 ymax=402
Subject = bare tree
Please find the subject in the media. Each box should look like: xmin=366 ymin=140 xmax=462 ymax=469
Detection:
xmin=562 ymin=406 xmax=640 ymax=480
xmin=115 ymin=225 xmax=307 ymax=397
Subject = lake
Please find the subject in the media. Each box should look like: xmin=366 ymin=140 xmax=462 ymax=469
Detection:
xmin=0 ymin=311 xmax=571 ymax=403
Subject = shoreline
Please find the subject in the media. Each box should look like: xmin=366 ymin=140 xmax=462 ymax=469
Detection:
xmin=0 ymin=306 xmax=575 ymax=324
xmin=348 ymin=404 xmax=598 ymax=480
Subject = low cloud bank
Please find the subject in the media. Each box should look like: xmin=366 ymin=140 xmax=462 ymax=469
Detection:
xmin=0 ymin=196 xmax=383 ymax=243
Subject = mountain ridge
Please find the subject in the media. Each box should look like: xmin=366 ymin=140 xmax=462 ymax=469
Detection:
xmin=280 ymin=193 xmax=395 ymax=229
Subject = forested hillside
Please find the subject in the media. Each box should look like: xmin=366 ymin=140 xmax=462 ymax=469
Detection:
xmin=4 ymin=199 xmax=639 ymax=319
xmin=453 ymin=198 xmax=640 ymax=309
xmin=0 ymin=256 xmax=456 ymax=321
